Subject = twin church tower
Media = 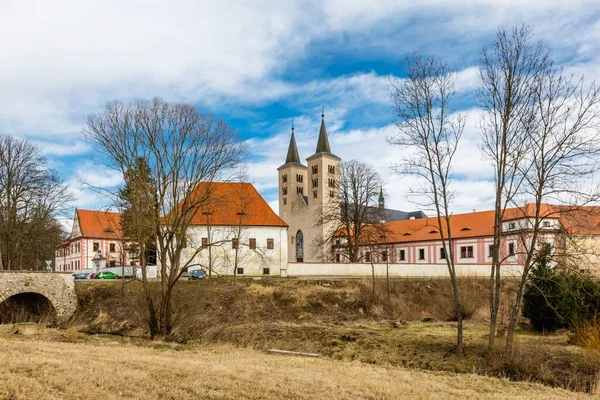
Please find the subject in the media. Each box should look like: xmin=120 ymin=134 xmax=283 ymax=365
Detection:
xmin=277 ymin=113 xmax=340 ymax=263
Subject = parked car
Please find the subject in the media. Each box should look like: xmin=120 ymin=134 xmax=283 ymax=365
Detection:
xmin=96 ymin=271 xmax=120 ymax=279
xmin=89 ymin=273 xmax=97 ymax=279
xmin=188 ymin=270 xmax=207 ymax=280
xmin=73 ymin=273 xmax=89 ymax=280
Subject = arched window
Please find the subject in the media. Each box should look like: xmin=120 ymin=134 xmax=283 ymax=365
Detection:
xmin=295 ymin=230 xmax=304 ymax=262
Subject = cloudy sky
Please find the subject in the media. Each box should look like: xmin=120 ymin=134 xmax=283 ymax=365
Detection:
xmin=1 ymin=0 xmax=599 ymax=220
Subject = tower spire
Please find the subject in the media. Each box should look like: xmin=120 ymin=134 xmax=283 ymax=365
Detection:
xmin=315 ymin=108 xmax=331 ymax=154
xmin=379 ymin=187 xmax=385 ymax=209
xmin=285 ymin=122 xmax=301 ymax=164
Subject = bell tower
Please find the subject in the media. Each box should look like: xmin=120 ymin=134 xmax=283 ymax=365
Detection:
xmin=306 ymin=111 xmax=341 ymax=261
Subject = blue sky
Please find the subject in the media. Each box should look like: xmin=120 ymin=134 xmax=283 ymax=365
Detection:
xmin=1 ymin=0 xmax=599 ymax=222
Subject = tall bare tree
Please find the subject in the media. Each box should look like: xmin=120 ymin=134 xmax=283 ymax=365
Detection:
xmin=389 ymin=54 xmax=466 ymax=354
xmin=503 ymin=55 xmax=600 ymax=350
xmin=84 ymin=98 xmax=245 ymax=338
xmin=318 ymin=160 xmax=386 ymax=263
xmin=0 ymin=134 xmax=70 ymax=270
xmin=478 ymin=25 xmax=551 ymax=349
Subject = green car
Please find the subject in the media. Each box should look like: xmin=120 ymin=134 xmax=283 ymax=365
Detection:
xmin=96 ymin=271 xmax=120 ymax=279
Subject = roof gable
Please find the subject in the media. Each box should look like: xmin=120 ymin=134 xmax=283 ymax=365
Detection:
xmin=76 ymin=209 xmax=122 ymax=239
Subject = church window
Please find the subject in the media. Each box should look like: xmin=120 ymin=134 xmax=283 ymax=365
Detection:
xmin=328 ymin=165 xmax=335 ymax=174
xmin=313 ymin=190 xmax=317 ymax=198
xmin=296 ymin=187 xmax=303 ymax=195
xmin=282 ymin=187 xmax=287 ymax=195
xmin=329 ymin=191 xmax=334 ymax=198
xmin=312 ymin=165 xmax=318 ymax=174
xmin=328 ymin=178 xmax=335 ymax=188
xmin=296 ymin=174 xmax=303 ymax=183
xmin=282 ymin=174 xmax=287 ymax=183
xmin=312 ymin=178 xmax=318 ymax=188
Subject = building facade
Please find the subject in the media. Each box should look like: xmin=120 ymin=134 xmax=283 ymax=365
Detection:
xmin=180 ymin=182 xmax=288 ymax=276
xmin=55 ymin=209 xmax=130 ymax=272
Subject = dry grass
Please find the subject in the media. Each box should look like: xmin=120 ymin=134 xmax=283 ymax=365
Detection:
xmin=65 ymin=279 xmax=600 ymax=393
xmin=0 ymin=327 xmax=593 ymax=400
xmin=573 ymin=317 xmax=600 ymax=357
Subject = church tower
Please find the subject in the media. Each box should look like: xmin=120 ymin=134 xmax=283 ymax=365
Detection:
xmin=278 ymin=112 xmax=341 ymax=263
xmin=306 ymin=112 xmax=341 ymax=261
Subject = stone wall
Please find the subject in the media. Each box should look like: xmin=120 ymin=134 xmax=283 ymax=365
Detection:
xmin=0 ymin=272 xmax=78 ymax=322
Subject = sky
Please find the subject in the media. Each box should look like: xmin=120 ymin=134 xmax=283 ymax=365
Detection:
xmin=1 ymin=0 xmax=599 ymax=224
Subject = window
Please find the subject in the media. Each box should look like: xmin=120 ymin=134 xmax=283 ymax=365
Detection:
xmin=543 ymin=221 xmax=550 ymax=228
xmin=440 ymin=247 xmax=446 ymax=259
xmin=249 ymin=238 xmax=256 ymax=250
xmin=296 ymin=174 xmax=303 ymax=183
xmin=328 ymin=178 xmax=335 ymax=188
xmin=283 ymin=198 xmax=287 ymax=205
xmin=399 ymin=249 xmax=405 ymax=261
xmin=328 ymin=165 xmax=335 ymax=174
xmin=329 ymin=190 xmax=335 ymax=198
xmin=488 ymin=244 xmax=495 ymax=258
xmin=509 ymin=222 xmax=516 ymax=230
xmin=237 ymin=267 xmax=244 ymax=275
xmin=93 ymin=242 xmax=99 ymax=251
xmin=312 ymin=178 xmax=318 ymax=188
xmin=365 ymin=252 xmax=371 ymax=262
xmin=232 ymin=238 xmax=239 ymax=249
xmin=267 ymin=238 xmax=274 ymax=249
xmin=282 ymin=174 xmax=287 ymax=183
xmin=312 ymin=165 xmax=318 ymax=174
xmin=460 ymin=246 xmax=474 ymax=258
xmin=263 ymin=268 xmax=270 ymax=275
xmin=282 ymin=187 xmax=288 ymax=195
xmin=109 ymin=260 xmax=116 ymax=267
xmin=508 ymin=243 xmax=515 ymax=256
xmin=313 ymin=190 xmax=317 ymax=198
xmin=296 ymin=187 xmax=303 ymax=195
xmin=202 ymin=237 xmax=208 ymax=248
xmin=419 ymin=249 xmax=425 ymax=260
xmin=335 ymin=253 xmax=341 ymax=263
xmin=382 ymin=251 xmax=388 ymax=262
xmin=110 ymin=243 xmax=116 ymax=253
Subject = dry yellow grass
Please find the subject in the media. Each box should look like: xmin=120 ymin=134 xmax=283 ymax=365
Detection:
xmin=0 ymin=329 xmax=594 ymax=400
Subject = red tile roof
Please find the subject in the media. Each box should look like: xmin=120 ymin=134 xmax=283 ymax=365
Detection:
xmin=185 ymin=182 xmax=287 ymax=227
xmin=382 ymin=204 xmax=600 ymax=244
xmin=76 ymin=209 xmax=123 ymax=239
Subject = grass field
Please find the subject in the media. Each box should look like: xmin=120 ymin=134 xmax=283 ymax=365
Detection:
xmin=0 ymin=327 xmax=594 ymax=400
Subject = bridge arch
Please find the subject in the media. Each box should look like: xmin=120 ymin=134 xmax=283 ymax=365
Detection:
xmin=0 ymin=272 xmax=77 ymax=323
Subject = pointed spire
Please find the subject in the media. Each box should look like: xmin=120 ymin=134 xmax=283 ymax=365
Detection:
xmin=285 ymin=123 xmax=301 ymax=164
xmin=315 ymin=108 xmax=331 ymax=154
xmin=379 ymin=187 xmax=385 ymax=209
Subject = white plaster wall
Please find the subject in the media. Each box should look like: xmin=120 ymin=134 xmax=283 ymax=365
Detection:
xmin=184 ymin=225 xmax=287 ymax=276
xmin=285 ymin=262 xmax=524 ymax=278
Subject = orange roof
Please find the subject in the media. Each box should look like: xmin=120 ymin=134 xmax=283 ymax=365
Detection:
xmin=382 ymin=204 xmax=600 ymax=244
xmin=76 ymin=209 xmax=123 ymax=239
xmin=383 ymin=209 xmax=496 ymax=244
xmin=184 ymin=182 xmax=287 ymax=227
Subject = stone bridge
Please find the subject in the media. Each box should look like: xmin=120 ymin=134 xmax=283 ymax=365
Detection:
xmin=0 ymin=271 xmax=78 ymax=323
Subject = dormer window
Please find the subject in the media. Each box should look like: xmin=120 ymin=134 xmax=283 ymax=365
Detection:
xmin=543 ymin=221 xmax=550 ymax=228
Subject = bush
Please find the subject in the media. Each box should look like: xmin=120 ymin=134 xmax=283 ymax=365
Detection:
xmin=523 ymin=262 xmax=600 ymax=332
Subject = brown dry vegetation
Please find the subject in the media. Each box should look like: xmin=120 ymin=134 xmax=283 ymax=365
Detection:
xmin=63 ymin=278 xmax=600 ymax=394
xmin=0 ymin=326 xmax=594 ymax=400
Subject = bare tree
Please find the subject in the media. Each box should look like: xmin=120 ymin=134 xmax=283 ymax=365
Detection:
xmin=83 ymin=98 xmax=245 ymax=339
xmin=389 ymin=54 xmax=466 ymax=354
xmin=503 ymin=55 xmax=600 ymax=350
xmin=0 ymin=134 xmax=70 ymax=270
xmin=477 ymin=25 xmax=551 ymax=349
xmin=319 ymin=160 xmax=386 ymax=264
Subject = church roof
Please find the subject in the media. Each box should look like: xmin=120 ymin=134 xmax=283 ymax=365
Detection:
xmin=307 ymin=114 xmax=340 ymax=161
xmin=279 ymin=128 xmax=306 ymax=170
